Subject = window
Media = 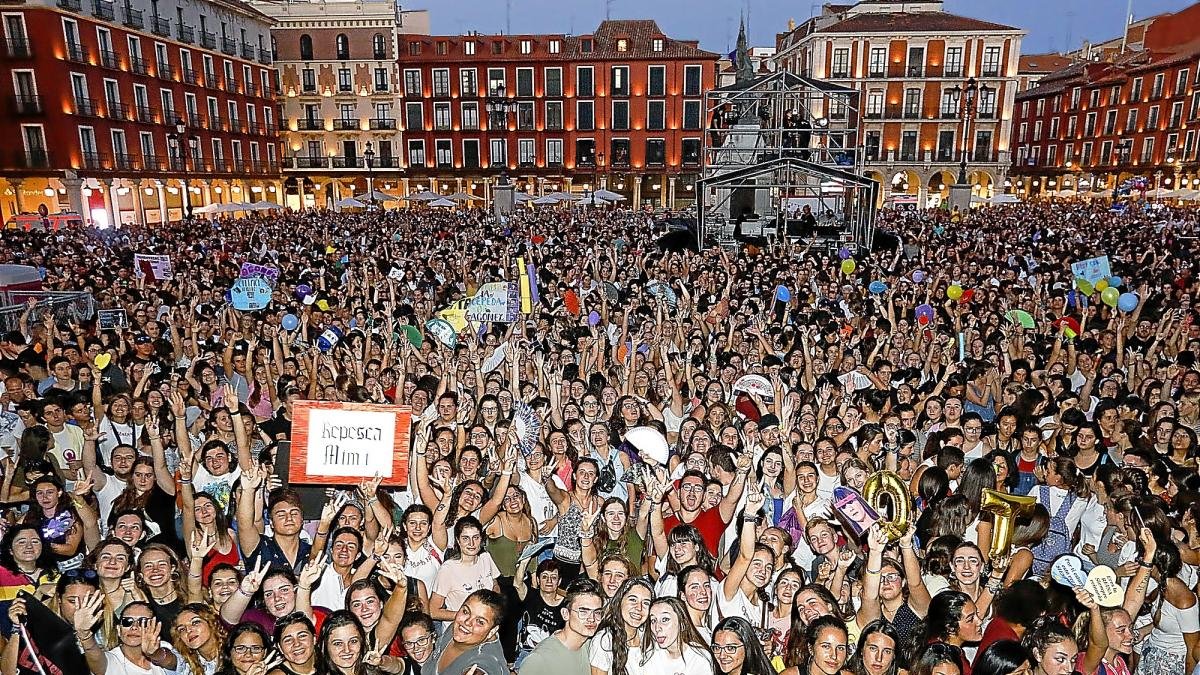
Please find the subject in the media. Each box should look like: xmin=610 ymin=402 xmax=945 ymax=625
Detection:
xmin=464 ymin=40 xmax=475 ymax=55
xmin=374 ymin=68 xmax=388 ymax=92
xmin=644 ymin=100 xmax=663 ymax=130
xmin=868 ymin=47 xmax=886 ymax=77
xmin=609 ymin=138 xmax=630 ymax=166
xmin=545 ymin=101 xmax=562 ymax=130
xmin=903 ymin=88 xmax=921 ymax=117
xmin=487 ymin=67 xmax=505 ymax=94
xmin=611 ymin=66 xmax=629 ymax=96
xmin=652 ymin=38 xmax=663 ymax=52
xmin=407 ymin=139 xmax=425 ymax=166
xmin=577 ymin=66 xmax=594 ymax=97
xmin=616 ymin=38 xmax=627 ymax=52
xmin=683 ymin=100 xmax=701 ymax=129
xmin=519 ymin=39 xmax=531 ymax=55
xmin=577 ymin=100 xmax=594 ymax=131
xmin=373 ymin=34 xmax=386 ymax=59
xmin=1192 ymin=91 xmax=1200 ymax=119
xmin=906 ymin=46 xmax=924 ymax=77
xmin=1081 ymin=141 xmax=1093 ymax=165
xmin=489 ymin=138 xmax=506 ymax=166
xmin=299 ymin=34 xmax=312 ymax=60
xmin=937 ymin=129 xmax=956 ymax=162
xmin=863 ymin=131 xmax=880 ymax=161
xmin=1071 ymin=87 xmax=1081 ymax=108
xmin=405 ymin=101 xmax=422 ymax=130
xmin=435 ymin=139 xmax=452 ymax=168
xmin=518 ymin=138 xmax=534 ymax=165
xmin=336 ymin=33 xmax=348 ymax=59
xmin=648 ymin=65 xmax=665 ymax=97
xmin=646 ymin=138 xmax=665 ymax=165
xmin=684 ymin=65 xmax=701 ymax=96
xmin=1147 ymin=105 xmax=1159 ymax=129
xmin=463 ymin=139 xmax=479 ymax=168
xmin=408 ymin=41 xmax=421 ymax=56
xmin=462 ymin=102 xmax=478 ymax=130
xmin=302 ymin=68 xmax=316 ymax=92
xmin=612 ymin=100 xmax=629 ymax=130
xmin=549 ymin=39 xmax=560 ymax=54
xmin=491 ymin=41 xmax=502 ymax=55
xmin=1170 ymin=101 xmax=1183 ymax=128
xmin=1049 ymin=117 xmax=1059 ymax=138
xmin=1082 ymin=112 xmax=1096 ymax=137
xmin=516 ymin=68 xmax=533 ymax=97
xmin=1141 ymin=136 xmax=1154 ymax=162
xmin=547 ymin=139 xmax=562 ymax=165
xmin=1177 ymin=69 xmax=1189 ymax=96
xmin=981 ymin=46 xmax=1002 ymax=76
xmin=1066 ymin=116 xmax=1077 ymax=137
xmin=404 ymin=69 xmax=421 ymax=96
xmin=517 ymin=101 xmax=533 ymax=130
xmin=460 ymin=68 xmax=477 ymax=96
xmin=940 ymin=90 xmax=957 ymax=117
xmin=831 ymin=48 xmax=849 ymax=78
xmin=1033 ymin=121 xmax=1042 ymax=141
xmin=682 ymin=138 xmax=701 ymax=165
xmin=433 ymin=102 xmax=450 ymax=130
xmin=1036 ymin=98 xmax=1044 ymax=116
xmin=944 ymin=47 xmax=963 ymax=77
xmin=900 ymin=130 xmax=917 ymax=161
xmin=1089 ymin=90 xmax=1099 ymax=108
xmin=1125 ymin=109 xmax=1138 ymax=133
xmin=337 ymin=68 xmax=351 ymax=92
xmin=1103 ymin=110 xmax=1116 ymax=135
xmin=1151 ymin=73 xmax=1164 ymax=98
xmin=1131 ymin=77 xmax=1143 ymax=101
xmin=545 ymin=68 xmax=562 ymax=97
xmin=867 ymin=91 xmax=884 ymax=116
xmin=581 ymin=38 xmax=592 ymax=53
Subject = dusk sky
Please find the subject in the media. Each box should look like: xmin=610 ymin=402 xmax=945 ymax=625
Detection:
xmin=421 ymin=0 xmax=1196 ymax=56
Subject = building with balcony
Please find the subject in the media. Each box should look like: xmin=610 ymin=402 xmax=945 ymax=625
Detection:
xmin=0 ymin=0 xmax=282 ymax=226
xmin=1017 ymin=53 xmax=1076 ymax=93
xmin=395 ymin=20 xmax=717 ymax=208
xmin=1010 ymin=2 xmax=1200 ymax=197
xmin=774 ymin=0 xmax=1023 ymax=207
xmin=252 ymin=0 xmax=428 ymax=209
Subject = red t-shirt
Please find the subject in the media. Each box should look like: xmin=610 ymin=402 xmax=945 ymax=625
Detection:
xmin=662 ymin=507 xmax=728 ymax=556
xmin=976 ymin=617 xmax=1018 ymax=664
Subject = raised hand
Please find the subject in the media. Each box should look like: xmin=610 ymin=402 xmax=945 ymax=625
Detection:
xmin=866 ymin=523 xmax=888 ymax=553
xmin=240 ymin=558 xmax=269 ymax=596
xmin=139 ymin=616 xmax=163 ymax=656
xmin=72 ymin=590 xmax=105 ymax=632
xmin=224 ymin=383 xmax=239 ymax=411
xmin=168 ymin=391 xmax=187 ymax=417
xmin=299 ymin=552 xmax=327 ymax=588
xmin=73 ymin=469 xmax=95 ymax=498
xmin=189 ymin=530 xmax=215 ymax=561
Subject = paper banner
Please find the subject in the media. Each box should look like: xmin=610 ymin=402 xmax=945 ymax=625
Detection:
xmin=288 ymin=401 xmax=411 ymax=486
xmin=239 ymin=262 xmax=280 ymax=287
xmin=467 ymin=282 xmax=520 ymax=323
xmin=1050 ymin=555 xmax=1089 ymax=588
xmin=231 ymin=277 xmax=273 ymax=311
xmin=133 ymin=253 xmax=173 ymax=281
xmin=436 ymin=299 xmax=470 ymax=333
xmin=1070 ymin=255 xmax=1112 ymax=285
xmin=1085 ymin=565 xmax=1123 ymax=607
xmin=526 ymin=259 xmax=540 ymax=305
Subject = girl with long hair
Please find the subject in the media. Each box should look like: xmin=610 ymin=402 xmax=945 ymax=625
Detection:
xmin=922 ymin=591 xmax=982 ymax=675
xmin=589 ymin=577 xmax=653 ymax=675
xmin=678 ymin=565 xmax=716 ymax=641
xmin=639 ymin=596 xmax=714 ymax=675
xmin=654 ymin=523 xmax=716 ymax=597
xmin=779 ymin=615 xmax=850 ymax=675
xmin=318 ymin=610 xmax=377 ymax=675
xmin=583 ymin=496 xmax=648 ymax=575
xmin=1020 ymin=616 xmax=1078 ymax=675
xmin=428 ymin=516 xmax=500 ymax=621
xmin=270 ymin=612 xmax=318 ymax=675
xmin=23 ymin=475 xmax=83 ymax=562
xmin=88 ymin=537 xmax=141 ymax=616
xmin=216 ymin=622 xmax=277 ymax=675
xmin=846 ymin=619 xmax=902 ymax=675
xmin=757 ymin=445 xmax=797 ymax=526
xmin=766 ymin=566 xmax=806 ymax=658
xmin=973 ymin=640 xmax=1034 ymax=675
xmin=909 ymin=643 xmax=963 ymax=675
xmin=712 ymin=616 xmax=776 ymax=675
xmin=718 ymin=488 xmax=774 ymax=629
xmin=171 ymin=602 xmax=227 ymax=675
xmin=137 ymin=542 xmax=191 ymax=638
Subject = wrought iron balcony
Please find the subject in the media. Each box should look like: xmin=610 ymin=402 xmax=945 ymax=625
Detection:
xmin=152 ymin=16 xmax=170 ymax=37
xmin=5 ymin=38 xmax=31 ymax=58
xmin=200 ymin=31 xmax=216 ymax=50
xmin=11 ymin=95 xmax=42 ymax=115
xmin=122 ymin=6 xmax=143 ymax=28
xmin=177 ymin=24 xmax=194 ymax=44
xmin=92 ymin=0 xmax=114 ymax=20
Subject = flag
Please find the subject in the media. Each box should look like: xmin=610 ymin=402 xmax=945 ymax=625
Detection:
xmin=14 ymin=591 xmax=85 ymax=675
xmin=517 ymin=257 xmax=532 ymax=314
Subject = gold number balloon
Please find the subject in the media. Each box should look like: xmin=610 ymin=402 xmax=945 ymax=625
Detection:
xmin=861 ymin=471 xmax=911 ymax=542
xmin=980 ymin=489 xmax=1036 ymax=562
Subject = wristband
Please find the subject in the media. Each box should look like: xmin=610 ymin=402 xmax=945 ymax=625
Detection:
xmin=179 ymin=479 xmax=192 ymax=485
xmin=238 ymin=587 xmax=253 ymax=597
xmin=865 ymin=568 xmax=881 ymax=575
xmin=1138 ymin=559 xmax=1153 ymax=568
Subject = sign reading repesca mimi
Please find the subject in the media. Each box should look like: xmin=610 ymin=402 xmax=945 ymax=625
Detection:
xmin=288 ymin=401 xmax=411 ymax=486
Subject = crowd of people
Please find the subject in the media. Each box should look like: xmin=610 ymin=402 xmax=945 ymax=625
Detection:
xmin=0 ymin=198 xmax=1198 ymax=675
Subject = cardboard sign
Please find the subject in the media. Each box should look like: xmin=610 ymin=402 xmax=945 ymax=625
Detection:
xmin=97 ymin=309 xmax=128 ymax=330
xmin=1070 ymin=255 xmax=1112 ymax=285
xmin=1050 ymin=555 xmax=1089 ymax=588
xmin=288 ymin=401 xmax=411 ymax=486
xmin=133 ymin=254 xmax=173 ymax=281
xmin=1085 ymin=565 xmax=1123 ymax=607
xmin=467 ymin=282 xmax=520 ymax=323
xmin=231 ymin=277 xmax=273 ymax=311
xmin=832 ymin=486 xmax=881 ymax=538
xmin=239 ymin=262 xmax=280 ymax=287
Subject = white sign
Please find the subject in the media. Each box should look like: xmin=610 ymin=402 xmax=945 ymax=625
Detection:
xmin=467 ymin=282 xmax=520 ymax=322
xmin=134 ymin=254 xmax=173 ymax=281
xmin=304 ymin=407 xmax=397 ymax=478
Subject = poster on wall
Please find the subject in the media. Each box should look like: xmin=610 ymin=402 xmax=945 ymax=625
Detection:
xmin=288 ymin=401 xmax=411 ymax=486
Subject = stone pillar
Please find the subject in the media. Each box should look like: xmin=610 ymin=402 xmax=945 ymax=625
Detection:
xmin=668 ymin=177 xmax=677 ymax=210
xmin=131 ymin=180 xmax=146 ymax=227
xmin=632 ymin=175 xmax=642 ymax=209
xmin=155 ymin=182 xmax=166 ymax=223
xmin=9 ymin=178 xmax=24 ymax=214
xmin=62 ymin=176 xmax=85 ymax=219
xmin=274 ymin=181 xmax=284 ymax=205
xmin=99 ymin=178 xmax=117 ymax=228
xmin=484 ymin=178 xmax=491 ymax=204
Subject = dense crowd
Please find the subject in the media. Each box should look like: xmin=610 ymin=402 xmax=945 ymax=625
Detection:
xmin=0 ymin=198 xmax=1199 ymax=675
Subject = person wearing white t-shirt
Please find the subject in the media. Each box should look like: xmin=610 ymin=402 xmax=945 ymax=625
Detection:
xmin=630 ymin=597 xmax=715 ymax=675
xmin=75 ymin=596 xmax=179 ymax=675
xmin=81 ymin=427 xmax=135 ymax=523
xmin=401 ymin=505 xmax=444 ymax=592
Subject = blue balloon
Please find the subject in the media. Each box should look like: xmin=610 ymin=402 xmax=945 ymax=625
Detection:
xmin=1117 ymin=292 xmax=1139 ymax=313
xmin=775 ymin=285 xmax=791 ymax=302
xmin=1108 ymin=276 xmax=1122 ymax=289
xmin=869 ymin=281 xmax=888 ymax=294
xmin=281 ymin=313 xmax=299 ymax=331
xmin=838 ymin=247 xmax=851 ymax=260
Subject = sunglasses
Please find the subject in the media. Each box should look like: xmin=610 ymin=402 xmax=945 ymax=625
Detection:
xmin=119 ymin=616 xmax=152 ymax=628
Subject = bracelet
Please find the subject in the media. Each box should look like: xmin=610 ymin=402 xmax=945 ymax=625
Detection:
xmin=148 ymin=436 xmax=161 ymax=440
xmin=580 ymin=531 xmax=594 ymax=539
xmin=898 ymin=543 xmax=913 ymax=549
xmin=1138 ymin=559 xmax=1153 ymax=568
xmin=77 ymin=631 xmax=95 ymax=643
xmin=229 ymin=412 xmax=243 ymax=417
xmin=237 ymin=587 xmax=253 ymax=597
xmin=865 ymin=568 xmax=881 ymax=575
xmin=179 ymin=479 xmax=192 ymax=485
xmin=299 ymin=584 xmax=311 ymax=591
xmin=316 ymin=530 xmax=329 ymax=537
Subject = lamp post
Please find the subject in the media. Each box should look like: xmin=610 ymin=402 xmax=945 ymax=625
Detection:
xmin=364 ymin=141 xmax=376 ymax=207
xmin=485 ymin=84 xmax=518 ymax=172
xmin=948 ymin=77 xmax=992 ymax=186
xmin=166 ymin=117 xmax=197 ymax=219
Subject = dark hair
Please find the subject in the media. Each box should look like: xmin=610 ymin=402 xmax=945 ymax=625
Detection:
xmin=713 ymin=616 xmax=774 ymax=675
xmin=217 ymin=622 xmax=270 ymax=675
xmin=923 ymin=591 xmax=972 ymax=643
xmin=598 ymin=577 xmax=654 ymax=675
xmin=462 ymin=588 xmax=505 ymax=629
xmin=847 ymin=619 xmax=902 ymax=675
xmin=918 ymin=467 xmax=950 ymax=506
xmin=993 ymin=580 xmax=1048 ymax=628
xmin=1021 ymin=615 xmax=1077 ymax=667
xmin=911 ymin=642 xmax=964 ymax=675
xmin=317 ymin=610 xmax=368 ymax=675
xmin=955 ymin=459 xmax=995 ymax=513
xmin=789 ymin=615 xmax=849 ymax=671
xmin=0 ymin=524 xmax=50 ymax=573
xmin=399 ymin=611 xmax=435 ymax=637
xmin=448 ymin=515 xmax=485 ymax=560
xmin=272 ymin=611 xmax=316 ymax=650
xmin=972 ymin=640 xmax=1032 ymax=675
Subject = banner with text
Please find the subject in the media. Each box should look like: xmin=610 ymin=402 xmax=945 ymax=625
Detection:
xmin=288 ymin=401 xmax=411 ymax=486
xmin=134 ymin=254 xmax=173 ymax=281
xmin=466 ymin=282 xmax=520 ymax=322
xmin=239 ymin=262 xmax=281 ymax=287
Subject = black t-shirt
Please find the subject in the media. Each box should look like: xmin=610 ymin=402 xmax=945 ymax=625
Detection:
xmin=520 ymin=591 xmax=565 ymax=651
xmin=150 ymin=597 xmax=183 ymax=642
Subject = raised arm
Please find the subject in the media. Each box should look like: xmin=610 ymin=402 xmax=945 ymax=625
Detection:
xmin=722 ymin=486 xmax=765 ymax=601
xmin=235 ymin=462 xmax=265 ymax=556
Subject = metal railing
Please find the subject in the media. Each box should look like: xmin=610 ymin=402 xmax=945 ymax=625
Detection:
xmin=92 ymin=0 xmax=114 ymax=20
xmin=200 ymin=31 xmax=216 ymax=49
xmin=130 ymin=56 xmax=149 ymax=75
xmin=296 ymin=119 xmax=323 ymax=131
xmin=241 ymin=42 xmax=254 ymax=59
xmin=57 ymin=0 xmax=82 ymax=11
xmin=99 ymin=49 xmax=120 ymax=69
xmin=258 ymin=47 xmax=272 ymax=64
xmin=17 ymin=150 xmax=51 ymax=169
xmin=369 ymin=118 xmax=397 ymax=130
xmin=65 ymin=42 xmax=89 ymax=63
xmin=333 ymin=119 xmax=359 ymax=131
xmin=11 ymin=95 xmax=42 ymax=115
xmin=221 ymin=37 xmax=236 ymax=55
xmin=123 ymin=6 xmax=143 ymax=28
xmin=177 ymin=24 xmax=194 ymax=44
xmin=0 ymin=293 xmax=95 ymax=335
xmin=74 ymin=97 xmax=101 ymax=116
xmin=331 ymin=156 xmax=364 ymax=168
xmin=152 ymin=16 xmax=171 ymax=37
xmin=5 ymin=38 xmax=31 ymax=58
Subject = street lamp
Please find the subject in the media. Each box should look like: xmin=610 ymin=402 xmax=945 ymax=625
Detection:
xmin=364 ymin=141 xmax=376 ymax=207
xmin=948 ymin=77 xmax=993 ymax=185
xmin=166 ymin=118 xmax=197 ymax=219
xmin=485 ymin=84 xmax=518 ymax=192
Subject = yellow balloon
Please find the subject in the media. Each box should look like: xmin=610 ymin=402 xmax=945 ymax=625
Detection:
xmin=981 ymin=489 xmax=1036 ymax=562
xmin=947 ymin=284 xmax=963 ymax=301
xmin=1095 ymin=279 xmax=1109 ymax=292
xmin=840 ymin=259 xmax=856 ymax=275
xmin=861 ymin=471 xmax=912 ymax=543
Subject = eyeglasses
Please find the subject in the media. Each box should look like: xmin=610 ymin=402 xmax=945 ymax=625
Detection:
xmin=880 ymin=573 xmax=902 ymax=584
xmin=119 ymin=616 xmax=151 ymax=628
xmin=62 ymin=569 xmax=99 ymax=581
xmin=232 ymin=645 xmax=265 ymax=656
xmin=572 ymin=607 xmax=604 ymax=620
xmin=403 ymin=634 xmax=433 ymax=649
xmin=712 ymin=643 xmax=744 ymax=655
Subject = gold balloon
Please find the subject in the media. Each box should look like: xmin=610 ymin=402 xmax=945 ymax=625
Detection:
xmin=861 ymin=471 xmax=911 ymax=543
xmin=980 ymin=489 xmax=1036 ymax=562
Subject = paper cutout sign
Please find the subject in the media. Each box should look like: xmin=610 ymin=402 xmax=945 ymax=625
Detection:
xmin=1085 ymin=565 xmax=1123 ymax=607
xmin=231 ymin=277 xmax=273 ymax=311
xmin=1050 ymin=555 xmax=1089 ymax=588
xmin=425 ymin=318 xmax=457 ymax=348
xmin=832 ymin=486 xmax=881 ymax=538
xmin=239 ymin=262 xmax=280 ymax=287
xmin=288 ymin=401 xmax=411 ymax=486
xmin=134 ymin=254 xmax=173 ymax=281
xmin=93 ymin=353 xmax=112 ymax=370
xmin=467 ymin=282 xmax=520 ymax=323
xmin=512 ymin=401 xmax=541 ymax=456
xmin=1070 ymin=255 xmax=1112 ymax=285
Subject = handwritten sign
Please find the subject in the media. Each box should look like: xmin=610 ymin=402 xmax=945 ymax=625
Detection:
xmin=97 ymin=309 xmax=127 ymax=330
xmin=133 ymin=254 xmax=173 ymax=281
xmin=288 ymin=401 xmax=411 ymax=486
xmin=231 ymin=277 xmax=273 ymax=311
xmin=1050 ymin=555 xmax=1089 ymax=588
xmin=1085 ymin=565 xmax=1123 ymax=607
xmin=467 ymin=282 xmax=520 ymax=322
xmin=1070 ymin=255 xmax=1111 ymax=285
xmin=239 ymin=262 xmax=280 ymax=287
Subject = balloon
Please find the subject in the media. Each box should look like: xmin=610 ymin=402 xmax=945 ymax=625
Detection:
xmin=958 ymin=288 xmax=975 ymax=304
xmin=861 ymin=471 xmax=912 ymax=543
xmin=946 ymin=284 xmax=963 ymax=301
xmin=1117 ymin=292 xmax=1139 ymax=313
xmin=775 ymin=285 xmax=791 ymax=302
xmin=838 ymin=247 xmax=851 ymax=260
xmin=917 ymin=315 xmax=930 ymax=326
xmin=1074 ymin=278 xmax=1093 ymax=295
xmin=588 ymin=310 xmax=601 ymax=326
xmin=281 ymin=314 xmax=299 ymax=331
xmin=316 ymin=326 xmax=343 ymax=353
xmin=1101 ymin=286 xmax=1120 ymax=308
xmin=840 ymin=259 xmax=856 ymax=275
xmin=981 ymin=489 xmax=1036 ymax=563
xmin=912 ymin=270 xmax=926 ymax=283
xmin=295 ymin=283 xmax=312 ymax=299
xmin=1095 ymin=278 xmax=1109 ymax=292
xmin=1108 ymin=276 xmax=1123 ymax=289
xmin=868 ymin=281 xmax=888 ymax=294
xmin=915 ymin=303 xmax=935 ymax=322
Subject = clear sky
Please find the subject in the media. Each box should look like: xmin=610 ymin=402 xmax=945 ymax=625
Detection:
xmin=416 ymin=0 xmax=1196 ymax=55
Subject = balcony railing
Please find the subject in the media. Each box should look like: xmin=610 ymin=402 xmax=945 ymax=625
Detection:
xmin=204 ymin=73 xmax=220 ymax=88
xmin=18 ymin=151 xmax=51 ymax=169
xmin=177 ymin=24 xmax=194 ymax=44
xmin=182 ymin=68 xmax=199 ymax=85
xmin=6 ymin=38 xmax=31 ymax=59
xmin=187 ymin=113 xmax=202 ymax=127
xmin=141 ymin=154 xmax=163 ymax=171
xmin=130 ymin=56 xmax=149 ymax=75
xmin=944 ymin=68 xmax=962 ymax=78
xmin=65 ymin=42 xmax=89 ymax=63
xmin=135 ymin=105 xmax=157 ymax=123
xmin=903 ymin=108 xmax=922 ymax=119
xmin=369 ymin=118 xmax=397 ymax=130
xmin=57 ymin=0 xmax=82 ymax=11
xmin=258 ymin=47 xmax=272 ymax=64
xmin=294 ymin=156 xmax=329 ymax=168
xmin=333 ymin=119 xmax=359 ymax=131
xmin=152 ymin=16 xmax=171 ymax=37
xmin=332 ymin=156 xmax=364 ymax=168
xmin=122 ymin=6 xmax=143 ymax=28
xmin=11 ymin=95 xmax=42 ymax=115
xmin=241 ymin=42 xmax=254 ymax=59
xmin=81 ymin=152 xmax=109 ymax=169
xmin=375 ymin=156 xmax=399 ymax=168
xmin=107 ymin=102 xmax=131 ymax=120
xmin=92 ymin=0 xmax=114 ymax=20
xmin=113 ymin=153 xmax=134 ymax=170
xmin=221 ymin=37 xmax=236 ymax=55
xmin=296 ymin=119 xmax=324 ymax=131
xmin=157 ymin=60 xmax=175 ymax=80
xmin=200 ymin=31 xmax=216 ymax=50
xmin=907 ymin=66 xmax=923 ymax=78
xmin=244 ymin=82 xmax=258 ymax=97
xmin=207 ymin=114 xmax=224 ymax=130
xmin=74 ymin=97 xmax=101 ymax=117
xmin=99 ymin=49 xmax=120 ymax=69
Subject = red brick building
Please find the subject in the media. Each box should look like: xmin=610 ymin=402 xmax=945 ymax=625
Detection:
xmin=0 ymin=0 xmax=281 ymax=226
xmin=393 ymin=20 xmax=717 ymax=208
xmin=1010 ymin=2 xmax=1200 ymax=197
